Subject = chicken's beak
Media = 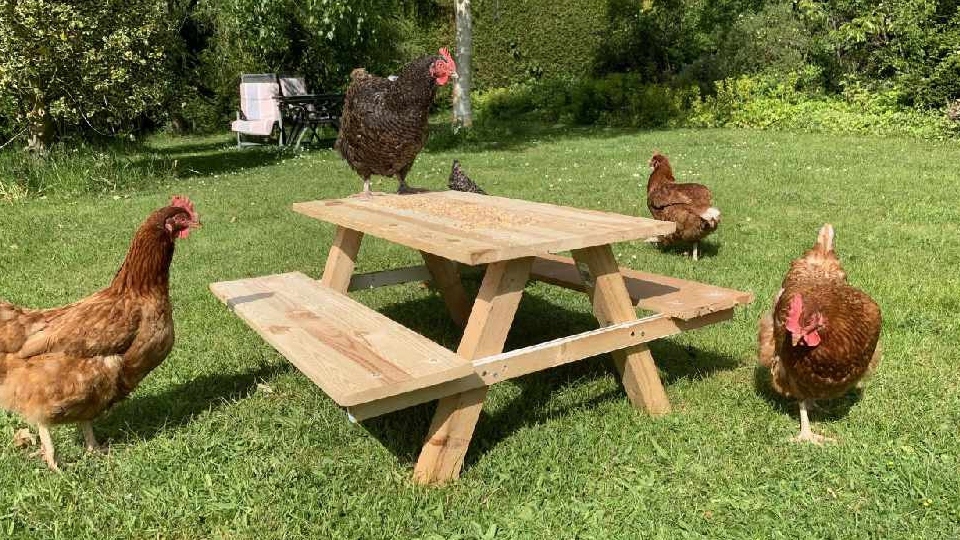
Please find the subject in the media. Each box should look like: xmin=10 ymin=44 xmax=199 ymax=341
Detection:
xmin=450 ymin=71 xmax=459 ymax=80
xmin=791 ymin=333 xmax=803 ymax=347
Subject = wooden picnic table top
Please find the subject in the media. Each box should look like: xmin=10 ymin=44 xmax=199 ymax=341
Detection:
xmin=293 ymin=191 xmax=676 ymax=265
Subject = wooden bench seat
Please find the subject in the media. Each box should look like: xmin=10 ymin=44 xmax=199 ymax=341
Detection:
xmin=529 ymin=254 xmax=754 ymax=320
xmin=210 ymin=272 xmax=476 ymax=411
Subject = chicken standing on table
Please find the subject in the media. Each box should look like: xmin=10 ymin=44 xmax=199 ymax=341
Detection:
xmin=758 ymin=224 xmax=882 ymax=444
xmin=646 ymin=152 xmax=720 ymax=260
xmin=0 ymin=196 xmax=200 ymax=470
xmin=335 ymin=48 xmax=458 ymax=197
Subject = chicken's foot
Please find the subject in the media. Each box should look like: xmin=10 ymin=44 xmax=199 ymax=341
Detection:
xmin=396 ymin=183 xmax=427 ymax=195
xmin=80 ymin=421 xmax=106 ymax=454
xmin=348 ymin=177 xmax=386 ymax=199
xmin=35 ymin=424 xmax=59 ymax=471
xmin=13 ymin=427 xmax=36 ymax=449
xmin=791 ymin=399 xmax=834 ymax=445
xmin=396 ymin=172 xmax=430 ymax=194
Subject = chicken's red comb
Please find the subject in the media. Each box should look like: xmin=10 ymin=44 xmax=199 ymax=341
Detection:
xmin=439 ymin=47 xmax=453 ymax=63
xmin=169 ymin=195 xmax=199 ymax=239
xmin=785 ymin=294 xmax=804 ymax=334
xmin=171 ymin=195 xmax=195 ymax=216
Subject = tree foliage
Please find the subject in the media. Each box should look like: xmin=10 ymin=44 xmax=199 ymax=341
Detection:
xmin=0 ymin=0 xmax=173 ymax=150
xmin=198 ymin=0 xmax=407 ymax=98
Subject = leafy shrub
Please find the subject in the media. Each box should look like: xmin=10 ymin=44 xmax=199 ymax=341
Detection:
xmin=716 ymin=2 xmax=812 ymax=79
xmin=0 ymin=0 xmax=174 ymax=150
xmin=689 ymin=74 xmax=958 ymax=139
xmin=474 ymin=74 xmax=693 ymax=128
xmin=474 ymin=72 xmax=957 ymax=139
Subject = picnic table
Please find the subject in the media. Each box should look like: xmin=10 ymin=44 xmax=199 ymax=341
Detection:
xmin=210 ymin=191 xmax=752 ymax=484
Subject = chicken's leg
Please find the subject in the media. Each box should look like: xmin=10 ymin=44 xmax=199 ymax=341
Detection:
xmin=791 ymin=400 xmax=833 ymax=445
xmin=349 ymin=176 xmax=383 ymax=199
xmin=397 ymin=177 xmax=414 ymax=194
xmin=692 ymin=242 xmax=699 ymax=261
xmin=36 ymin=424 xmax=59 ymax=471
xmin=80 ymin=421 xmax=105 ymax=454
xmin=396 ymin=165 xmax=425 ymax=194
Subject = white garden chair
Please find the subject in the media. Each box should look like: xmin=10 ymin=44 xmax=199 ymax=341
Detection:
xmin=230 ymin=73 xmax=285 ymax=147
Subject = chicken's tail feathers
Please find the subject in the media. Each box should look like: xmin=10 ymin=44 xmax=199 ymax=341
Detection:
xmin=757 ymin=309 xmax=777 ymax=369
xmin=856 ymin=342 xmax=882 ymax=389
xmin=816 ymin=223 xmax=835 ymax=253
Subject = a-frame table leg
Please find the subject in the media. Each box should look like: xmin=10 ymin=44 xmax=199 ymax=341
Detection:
xmin=320 ymin=226 xmax=363 ymax=293
xmin=571 ymin=245 xmax=671 ymax=415
xmin=421 ymin=251 xmax=472 ymax=328
xmin=413 ymin=257 xmax=533 ymax=485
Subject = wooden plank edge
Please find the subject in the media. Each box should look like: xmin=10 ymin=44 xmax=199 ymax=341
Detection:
xmin=473 ymin=308 xmax=734 ymax=384
xmin=346 ymin=373 xmax=487 ymax=422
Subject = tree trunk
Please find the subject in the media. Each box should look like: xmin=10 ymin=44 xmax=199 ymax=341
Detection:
xmin=452 ymin=0 xmax=473 ymax=128
xmin=26 ymin=95 xmax=53 ymax=153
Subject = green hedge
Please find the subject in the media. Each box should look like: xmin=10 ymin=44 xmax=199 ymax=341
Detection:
xmin=472 ymin=0 xmax=607 ymax=88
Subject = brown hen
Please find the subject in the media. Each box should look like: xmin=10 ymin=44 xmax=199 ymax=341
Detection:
xmin=646 ymin=153 xmax=720 ymax=260
xmin=758 ymin=224 xmax=882 ymax=444
xmin=335 ymin=48 xmax=457 ymax=196
xmin=0 ymin=196 xmax=199 ymax=469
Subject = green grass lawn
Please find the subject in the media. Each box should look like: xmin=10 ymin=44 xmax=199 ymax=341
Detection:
xmin=0 ymin=126 xmax=958 ymax=539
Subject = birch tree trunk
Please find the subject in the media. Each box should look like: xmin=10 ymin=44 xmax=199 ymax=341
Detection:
xmin=452 ymin=0 xmax=473 ymax=128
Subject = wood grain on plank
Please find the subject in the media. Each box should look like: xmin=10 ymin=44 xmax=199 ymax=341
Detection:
xmin=210 ymin=272 xmax=471 ymax=407
xmin=294 ymin=192 xmax=674 ymax=265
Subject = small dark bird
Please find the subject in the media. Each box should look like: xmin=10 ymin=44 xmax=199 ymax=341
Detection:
xmin=448 ymin=160 xmax=485 ymax=194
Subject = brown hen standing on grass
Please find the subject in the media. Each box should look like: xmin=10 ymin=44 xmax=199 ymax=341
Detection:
xmin=646 ymin=152 xmax=720 ymax=260
xmin=758 ymin=224 xmax=882 ymax=444
xmin=335 ymin=48 xmax=457 ymax=197
xmin=0 ymin=196 xmax=200 ymax=470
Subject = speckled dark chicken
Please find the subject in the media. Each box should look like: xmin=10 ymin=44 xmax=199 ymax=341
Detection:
xmin=758 ymin=224 xmax=882 ymax=444
xmin=335 ymin=49 xmax=457 ymax=195
xmin=646 ymin=153 xmax=720 ymax=260
xmin=448 ymin=160 xmax=485 ymax=194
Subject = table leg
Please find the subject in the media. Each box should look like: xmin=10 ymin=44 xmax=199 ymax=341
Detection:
xmin=320 ymin=226 xmax=363 ymax=293
xmin=294 ymin=122 xmax=311 ymax=150
xmin=571 ymin=245 xmax=671 ymax=415
xmin=413 ymin=257 xmax=533 ymax=485
xmin=421 ymin=251 xmax=472 ymax=328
